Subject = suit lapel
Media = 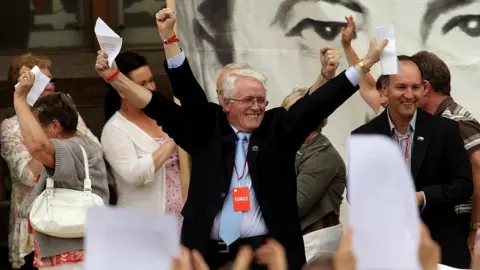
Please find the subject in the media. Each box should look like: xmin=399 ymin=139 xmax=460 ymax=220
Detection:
xmin=411 ymin=110 xmax=433 ymax=179
xmin=222 ymin=132 xmax=236 ymax=185
xmin=247 ymin=132 xmax=261 ymax=188
xmin=372 ymin=109 xmax=392 ymax=137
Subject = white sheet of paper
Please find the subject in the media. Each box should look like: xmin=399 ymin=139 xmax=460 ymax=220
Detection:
xmin=376 ymin=25 xmax=400 ymax=75
xmin=94 ymin=18 xmax=123 ymax=67
xmin=437 ymin=264 xmax=469 ymax=270
xmin=348 ymin=135 xmax=421 ymax=270
xmin=85 ymin=207 xmax=180 ymax=270
xmin=14 ymin=66 xmax=51 ymax=106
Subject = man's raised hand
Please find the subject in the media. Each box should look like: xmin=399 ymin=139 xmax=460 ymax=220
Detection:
xmin=362 ymin=39 xmax=388 ymax=70
xmin=320 ymin=46 xmax=340 ymax=80
xmin=155 ymin=8 xmax=176 ymax=40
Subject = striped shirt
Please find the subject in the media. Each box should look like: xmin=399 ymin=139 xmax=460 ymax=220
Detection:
xmin=387 ymin=108 xmax=417 ymax=166
xmin=386 ymin=109 xmax=427 ymax=209
xmin=435 ymin=97 xmax=480 ymax=215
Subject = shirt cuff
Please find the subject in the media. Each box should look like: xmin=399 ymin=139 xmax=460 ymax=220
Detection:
xmin=167 ymin=50 xmax=186 ymax=69
xmin=345 ymin=66 xmax=361 ymax=87
xmin=421 ymin=191 xmax=427 ymax=211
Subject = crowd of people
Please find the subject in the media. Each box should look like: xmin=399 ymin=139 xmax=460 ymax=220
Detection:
xmin=0 ymin=6 xmax=479 ymax=270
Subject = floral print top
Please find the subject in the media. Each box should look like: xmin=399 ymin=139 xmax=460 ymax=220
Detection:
xmin=0 ymin=114 xmax=100 ymax=269
xmin=154 ymin=137 xmax=184 ymax=231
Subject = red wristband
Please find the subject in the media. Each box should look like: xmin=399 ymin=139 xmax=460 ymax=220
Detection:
xmin=163 ymin=33 xmax=180 ymax=44
xmin=106 ymin=69 xmax=120 ymax=83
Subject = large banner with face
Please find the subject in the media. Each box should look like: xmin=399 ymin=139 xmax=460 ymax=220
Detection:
xmin=169 ymin=0 xmax=480 ymax=225
xmin=171 ymin=0 xmax=480 ymax=162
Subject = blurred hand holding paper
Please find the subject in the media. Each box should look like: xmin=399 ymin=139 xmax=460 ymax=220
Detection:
xmin=85 ymin=207 xmax=179 ymax=270
xmin=15 ymin=66 xmax=51 ymax=106
xmin=348 ymin=135 xmax=421 ymax=270
xmin=94 ymin=18 xmax=123 ymax=67
xmin=376 ymin=25 xmax=400 ymax=75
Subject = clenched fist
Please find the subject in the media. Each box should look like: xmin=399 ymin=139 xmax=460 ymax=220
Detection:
xmin=320 ymin=46 xmax=339 ymax=80
xmin=95 ymin=51 xmax=117 ymax=80
xmin=155 ymin=8 xmax=176 ymax=40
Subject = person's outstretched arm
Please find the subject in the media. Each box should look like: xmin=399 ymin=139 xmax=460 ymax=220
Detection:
xmin=95 ymin=53 xmax=195 ymax=153
xmin=341 ymin=15 xmax=382 ymax=113
xmin=156 ymin=8 xmax=211 ymax=115
xmin=285 ymin=39 xmax=388 ymax=149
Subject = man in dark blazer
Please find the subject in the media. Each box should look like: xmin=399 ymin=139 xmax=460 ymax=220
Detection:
xmin=352 ymin=55 xmax=473 ymax=268
xmin=95 ymin=8 xmax=387 ymax=269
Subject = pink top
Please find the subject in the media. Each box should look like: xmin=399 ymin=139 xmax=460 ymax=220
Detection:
xmin=153 ymin=137 xmax=184 ymax=231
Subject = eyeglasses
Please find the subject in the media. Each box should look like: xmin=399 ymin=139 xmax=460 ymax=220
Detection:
xmin=229 ymin=96 xmax=269 ymax=107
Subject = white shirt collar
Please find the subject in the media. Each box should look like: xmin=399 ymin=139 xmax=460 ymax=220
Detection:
xmin=230 ymin=125 xmax=252 ymax=141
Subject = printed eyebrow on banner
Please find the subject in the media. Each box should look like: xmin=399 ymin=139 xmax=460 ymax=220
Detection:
xmin=271 ymin=0 xmax=365 ymax=29
xmin=421 ymin=0 xmax=480 ymax=43
xmin=271 ymin=0 xmax=366 ymax=41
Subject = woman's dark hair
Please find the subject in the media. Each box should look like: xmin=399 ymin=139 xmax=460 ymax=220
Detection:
xmin=33 ymin=92 xmax=79 ymax=134
xmin=104 ymin=52 xmax=148 ymax=122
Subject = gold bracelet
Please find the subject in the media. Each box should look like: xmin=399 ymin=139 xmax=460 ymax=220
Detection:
xmin=471 ymin=221 xmax=480 ymax=231
xmin=358 ymin=60 xmax=370 ymax=74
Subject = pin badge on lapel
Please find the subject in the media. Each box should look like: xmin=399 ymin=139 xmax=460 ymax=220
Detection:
xmin=252 ymin=146 xmax=259 ymax=151
xmin=417 ymin=136 xmax=424 ymax=141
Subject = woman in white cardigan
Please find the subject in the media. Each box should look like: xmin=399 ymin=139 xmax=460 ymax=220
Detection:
xmin=101 ymin=52 xmax=184 ymax=229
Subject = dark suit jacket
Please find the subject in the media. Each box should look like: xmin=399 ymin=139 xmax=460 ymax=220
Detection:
xmin=352 ymin=108 xmax=473 ymax=268
xmin=141 ymin=59 xmax=359 ymax=269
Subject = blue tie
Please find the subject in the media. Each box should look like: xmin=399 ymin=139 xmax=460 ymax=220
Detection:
xmin=219 ymin=132 xmax=247 ymax=245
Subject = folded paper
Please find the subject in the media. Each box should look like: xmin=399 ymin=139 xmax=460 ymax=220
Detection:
xmin=376 ymin=25 xmax=400 ymax=75
xmin=95 ymin=18 xmax=123 ymax=67
xmin=15 ymin=66 xmax=51 ymax=106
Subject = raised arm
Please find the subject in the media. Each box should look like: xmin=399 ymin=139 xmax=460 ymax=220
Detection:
xmin=341 ymin=15 xmax=382 ymax=113
xmin=95 ymin=53 xmax=195 ymax=153
xmin=308 ymin=46 xmax=340 ymax=95
xmin=155 ymin=8 xmax=211 ymax=113
xmin=13 ymin=70 xmax=56 ymax=169
xmin=285 ymin=47 xmax=339 ymax=111
xmin=285 ymin=39 xmax=388 ymax=148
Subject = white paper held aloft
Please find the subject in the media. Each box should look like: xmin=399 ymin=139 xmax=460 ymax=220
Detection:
xmin=94 ymin=18 xmax=123 ymax=67
xmin=376 ymin=25 xmax=400 ymax=75
xmin=14 ymin=66 xmax=51 ymax=106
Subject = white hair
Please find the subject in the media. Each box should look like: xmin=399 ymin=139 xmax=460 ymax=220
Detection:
xmin=223 ymin=63 xmax=252 ymax=70
xmin=222 ymin=69 xmax=268 ymax=99
xmin=217 ymin=63 xmax=252 ymax=83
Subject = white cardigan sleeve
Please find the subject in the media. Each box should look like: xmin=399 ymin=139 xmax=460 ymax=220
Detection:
xmin=101 ymin=123 xmax=155 ymax=186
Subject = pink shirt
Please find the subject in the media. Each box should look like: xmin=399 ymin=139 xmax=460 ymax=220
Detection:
xmin=153 ymin=137 xmax=184 ymax=230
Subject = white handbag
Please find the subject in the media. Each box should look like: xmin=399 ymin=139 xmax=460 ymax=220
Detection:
xmin=29 ymin=144 xmax=105 ymax=238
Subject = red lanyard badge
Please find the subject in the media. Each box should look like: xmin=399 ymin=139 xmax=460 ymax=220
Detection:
xmin=232 ymin=151 xmax=250 ymax=212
